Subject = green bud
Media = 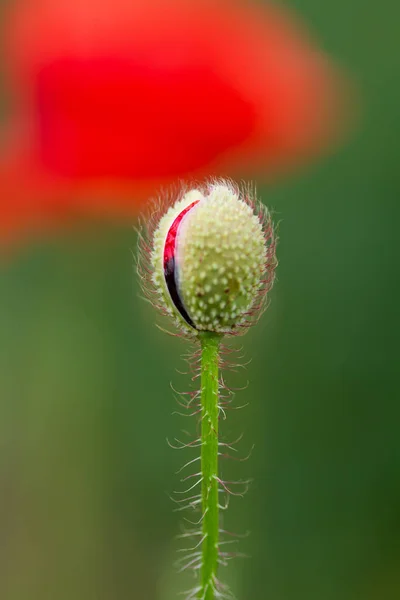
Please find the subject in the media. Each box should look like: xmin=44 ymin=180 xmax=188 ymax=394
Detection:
xmin=142 ymin=181 xmax=276 ymax=336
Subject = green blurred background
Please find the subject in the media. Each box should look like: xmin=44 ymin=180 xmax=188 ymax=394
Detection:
xmin=1 ymin=1 xmax=400 ymax=599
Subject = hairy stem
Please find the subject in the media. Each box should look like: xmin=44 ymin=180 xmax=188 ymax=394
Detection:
xmin=199 ymin=332 xmax=221 ymax=600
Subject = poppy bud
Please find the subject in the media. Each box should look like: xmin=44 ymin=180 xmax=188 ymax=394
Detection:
xmin=145 ymin=181 xmax=277 ymax=335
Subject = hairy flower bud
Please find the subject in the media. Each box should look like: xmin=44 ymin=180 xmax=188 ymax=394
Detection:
xmin=139 ymin=181 xmax=276 ymax=336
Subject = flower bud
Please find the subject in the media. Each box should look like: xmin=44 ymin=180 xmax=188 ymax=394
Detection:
xmin=141 ymin=181 xmax=276 ymax=336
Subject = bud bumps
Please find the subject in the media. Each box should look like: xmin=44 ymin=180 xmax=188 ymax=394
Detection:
xmin=151 ymin=182 xmax=275 ymax=335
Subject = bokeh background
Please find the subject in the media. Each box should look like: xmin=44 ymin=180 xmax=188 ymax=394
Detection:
xmin=1 ymin=1 xmax=399 ymax=599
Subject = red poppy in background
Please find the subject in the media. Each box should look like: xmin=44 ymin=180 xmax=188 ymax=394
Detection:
xmin=0 ymin=0 xmax=345 ymax=246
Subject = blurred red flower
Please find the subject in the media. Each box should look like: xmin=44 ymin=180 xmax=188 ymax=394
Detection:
xmin=0 ymin=0 xmax=344 ymax=246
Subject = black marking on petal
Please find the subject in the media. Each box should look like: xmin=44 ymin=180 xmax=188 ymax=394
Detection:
xmin=164 ymin=257 xmax=196 ymax=329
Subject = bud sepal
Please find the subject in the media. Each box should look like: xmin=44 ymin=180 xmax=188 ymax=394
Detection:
xmin=139 ymin=180 xmax=277 ymax=338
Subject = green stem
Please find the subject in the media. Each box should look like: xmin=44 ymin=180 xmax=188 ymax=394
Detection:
xmin=199 ymin=332 xmax=221 ymax=600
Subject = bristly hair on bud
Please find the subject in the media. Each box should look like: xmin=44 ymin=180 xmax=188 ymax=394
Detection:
xmin=137 ymin=179 xmax=277 ymax=338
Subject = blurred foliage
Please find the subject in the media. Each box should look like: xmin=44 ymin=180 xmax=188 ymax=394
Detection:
xmin=1 ymin=1 xmax=400 ymax=599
